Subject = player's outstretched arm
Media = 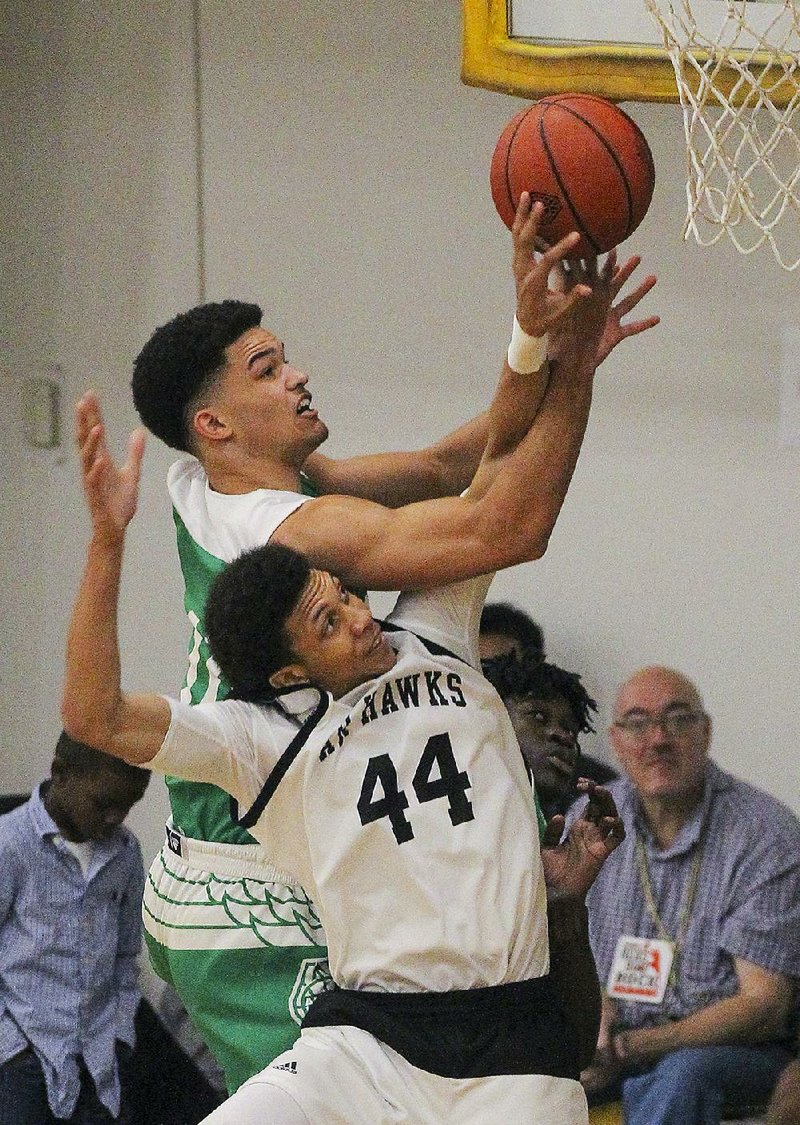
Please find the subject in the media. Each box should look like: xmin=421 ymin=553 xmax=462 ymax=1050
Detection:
xmin=302 ymin=195 xmax=581 ymax=508
xmin=276 ymin=198 xmax=599 ymax=589
xmin=61 ymin=394 xmax=170 ymax=765
xmin=466 ymin=195 xmax=589 ymax=477
xmin=302 ymin=411 xmax=491 ymax=507
xmin=302 ymin=243 xmax=656 ymax=507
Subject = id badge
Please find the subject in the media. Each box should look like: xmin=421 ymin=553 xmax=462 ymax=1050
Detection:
xmin=607 ymin=935 xmax=674 ymax=1004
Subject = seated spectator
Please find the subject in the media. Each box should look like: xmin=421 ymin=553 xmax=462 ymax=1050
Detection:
xmin=478 ymin=601 xmax=545 ymax=662
xmin=484 ymin=650 xmax=617 ymax=819
xmin=578 ymin=666 xmax=800 ymax=1125
xmin=0 ymin=732 xmax=149 ymax=1124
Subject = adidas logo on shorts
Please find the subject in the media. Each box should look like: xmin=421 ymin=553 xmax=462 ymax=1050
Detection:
xmin=272 ymin=1060 xmax=298 ymax=1074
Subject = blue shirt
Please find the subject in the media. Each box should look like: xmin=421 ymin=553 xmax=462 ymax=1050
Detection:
xmin=0 ymin=784 xmax=144 ymax=1117
xmin=579 ymin=762 xmax=800 ymax=1031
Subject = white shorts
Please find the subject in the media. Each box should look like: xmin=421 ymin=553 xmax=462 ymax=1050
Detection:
xmin=199 ymin=1025 xmax=589 ymax=1125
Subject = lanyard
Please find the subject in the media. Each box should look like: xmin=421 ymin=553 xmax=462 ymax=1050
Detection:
xmin=634 ymin=832 xmax=704 ymax=988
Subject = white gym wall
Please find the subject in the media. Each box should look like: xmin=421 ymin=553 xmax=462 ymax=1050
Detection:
xmin=2 ymin=0 xmax=798 ymax=878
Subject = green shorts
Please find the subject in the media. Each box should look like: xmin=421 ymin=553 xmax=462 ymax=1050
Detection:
xmin=143 ymin=827 xmax=332 ymax=1093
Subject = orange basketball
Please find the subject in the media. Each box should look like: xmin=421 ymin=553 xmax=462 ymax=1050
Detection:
xmin=490 ymin=94 xmax=655 ymax=258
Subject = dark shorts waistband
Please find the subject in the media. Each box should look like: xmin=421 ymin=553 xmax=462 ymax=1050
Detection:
xmin=303 ymin=974 xmax=579 ymax=1081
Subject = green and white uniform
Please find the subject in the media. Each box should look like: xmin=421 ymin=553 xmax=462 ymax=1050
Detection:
xmin=143 ymin=457 xmax=332 ymax=1094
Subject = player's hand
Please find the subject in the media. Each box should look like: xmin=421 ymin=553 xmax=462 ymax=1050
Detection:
xmin=75 ymin=392 xmax=145 ymax=539
xmin=547 ymin=251 xmax=658 ymax=372
xmin=593 ymin=254 xmax=659 ymax=367
xmin=540 ymin=780 xmax=625 ymax=900
xmin=512 ymin=192 xmax=591 ymax=339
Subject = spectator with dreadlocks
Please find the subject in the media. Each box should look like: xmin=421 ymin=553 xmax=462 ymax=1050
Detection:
xmin=483 ymin=651 xmax=616 ymax=822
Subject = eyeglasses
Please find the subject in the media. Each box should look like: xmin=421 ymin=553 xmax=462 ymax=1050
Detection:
xmin=613 ymin=709 xmax=705 ymax=741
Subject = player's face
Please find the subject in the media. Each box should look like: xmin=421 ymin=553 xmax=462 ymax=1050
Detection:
xmin=45 ymin=769 xmax=147 ymax=842
xmin=199 ymin=327 xmax=329 ymax=463
xmin=610 ymin=668 xmax=710 ymax=803
xmin=277 ymin=570 xmax=397 ymax=698
xmin=505 ymin=693 xmax=580 ymax=806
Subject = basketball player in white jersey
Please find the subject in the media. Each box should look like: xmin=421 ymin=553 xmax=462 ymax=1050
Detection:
xmin=64 ymin=200 xmax=628 ymax=1123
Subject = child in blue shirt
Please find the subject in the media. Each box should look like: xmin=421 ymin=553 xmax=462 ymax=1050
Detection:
xmin=0 ymin=732 xmax=149 ymax=1124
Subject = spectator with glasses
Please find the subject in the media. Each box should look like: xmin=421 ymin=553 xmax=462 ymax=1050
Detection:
xmin=576 ymin=665 xmax=800 ymax=1125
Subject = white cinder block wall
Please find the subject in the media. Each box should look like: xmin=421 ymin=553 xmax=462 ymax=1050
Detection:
xmin=3 ymin=1 xmax=798 ymax=882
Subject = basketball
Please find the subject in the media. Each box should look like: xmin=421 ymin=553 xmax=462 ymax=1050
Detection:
xmin=490 ymin=94 xmax=655 ymax=258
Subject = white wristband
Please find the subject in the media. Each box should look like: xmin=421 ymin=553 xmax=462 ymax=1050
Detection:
xmin=507 ymin=316 xmax=548 ymax=374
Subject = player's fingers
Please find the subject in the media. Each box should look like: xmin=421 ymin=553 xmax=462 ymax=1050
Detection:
xmin=560 ymin=283 xmax=592 ymax=311
xmin=550 ymin=258 xmax=568 ymax=292
xmin=602 ymin=249 xmax=618 ymax=278
xmin=516 ymin=203 xmax=546 ymax=258
xmin=610 ymin=255 xmax=643 ymax=295
xmin=621 ymin=314 xmax=661 ymax=339
xmin=511 ymin=191 xmax=536 ymax=237
xmin=585 ymin=785 xmax=620 ymax=822
xmin=79 ymin=422 xmax=104 ymax=474
xmin=602 ymin=817 xmax=626 ymax=849
xmin=540 ymin=229 xmax=581 ymax=269
xmin=614 ymin=275 xmax=658 ymax=317
xmin=542 ymin=814 xmax=566 ymax=849
xmin=580 ymin=256 xmax=600 ymax=283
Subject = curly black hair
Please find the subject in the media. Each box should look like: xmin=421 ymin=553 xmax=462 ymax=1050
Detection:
xmin=205 ymin=542 xmax=311 ymax=703
xmin=479 ymin=602 xmax=545 ymax=657
xmin=482 ymin=651 xmax=597 ymax=735
xmin=131 ymin=300 xmax=263 ymax=452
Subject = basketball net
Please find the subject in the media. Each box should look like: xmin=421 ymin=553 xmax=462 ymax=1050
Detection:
xmin=644 ymin=0 xmax=800 ymax=270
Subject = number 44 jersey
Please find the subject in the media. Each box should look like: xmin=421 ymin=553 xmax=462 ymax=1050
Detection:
xmin=149 ymin=574 xmax=550 ymax=996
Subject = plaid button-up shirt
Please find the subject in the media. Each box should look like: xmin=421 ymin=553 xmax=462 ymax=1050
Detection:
xmin=580 ymin=761 xmax=800 ymax=1031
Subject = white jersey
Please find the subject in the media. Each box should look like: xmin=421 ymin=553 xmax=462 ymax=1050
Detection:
xmin=150 ymin=574 xmax=549 ymax=996
xmin=165 ymin=455 xmax=313 ymax=843
xmin=168 ymin=455 xmax=310 ymax=569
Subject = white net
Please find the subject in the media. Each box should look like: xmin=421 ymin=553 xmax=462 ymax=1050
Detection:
xmin=644 ymin=0 xmax=800 ymax=270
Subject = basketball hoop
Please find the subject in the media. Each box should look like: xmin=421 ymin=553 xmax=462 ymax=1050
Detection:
xmin=644 ymin=0 xmax=800 ymax=270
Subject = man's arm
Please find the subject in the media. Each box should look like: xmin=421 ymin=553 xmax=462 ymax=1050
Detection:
xmin=303 ymin=195 xmax=581 ymax=509
xmin=542 ymin=783 xmax=626 ymax=1071
xmin=274 ymin=198 xmax=603 ymax=589
xmin=580 ymin=993 xmax=623 ymax=1096
xmin=302 ymin=253 xmax=657 ymax=506
xmin=302 ymin=413 xmax=490 ymax=507
xmin=613 ymin=958 xmax=794 ymax=1065
xmin=61 ymin=399 xmax=171 ymax=764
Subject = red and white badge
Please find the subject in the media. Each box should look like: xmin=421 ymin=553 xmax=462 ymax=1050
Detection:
xmin=607 ymin=935 xmax=674 ymax=1004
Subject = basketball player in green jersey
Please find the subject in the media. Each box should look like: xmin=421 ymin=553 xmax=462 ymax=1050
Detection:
xmin=117 ymin=195 xmax=658 ymax=1092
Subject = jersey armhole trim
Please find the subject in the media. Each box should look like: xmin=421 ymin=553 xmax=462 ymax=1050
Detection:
xmin=379 ymin=620 xmax=467 ymax=667
xmin=232 ymin=691 xmax=331 ymax=829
